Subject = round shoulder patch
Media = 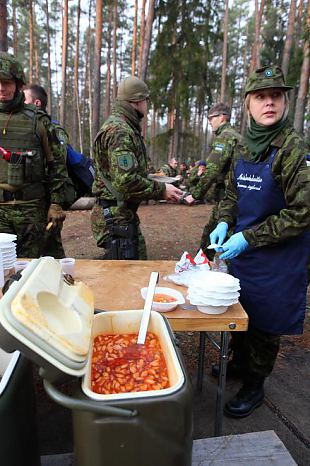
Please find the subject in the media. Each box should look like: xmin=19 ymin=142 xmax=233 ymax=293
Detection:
xmin=117 ymin=154 xmax=134 ymax=171
xmin=265 ymin=69 xmax=273 ymax=77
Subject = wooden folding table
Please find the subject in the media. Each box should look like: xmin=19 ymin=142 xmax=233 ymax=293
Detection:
xmin=74 ymin=259 xmax=248 ymax=436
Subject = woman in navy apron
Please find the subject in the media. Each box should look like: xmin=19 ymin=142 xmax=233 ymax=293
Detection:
xmin=210 ymin=65 xmax=310 ymax=418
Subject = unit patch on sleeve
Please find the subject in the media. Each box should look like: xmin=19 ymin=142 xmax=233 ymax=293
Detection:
xmin=117 ymin=154 xmax=134 ymax=171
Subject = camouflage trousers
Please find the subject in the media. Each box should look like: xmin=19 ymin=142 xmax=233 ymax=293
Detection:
xmin=0 ymin=201 xmax=47 ymax=258
xmin=91 ymin=203 xmax=147 ymax=260
xmin=229 ymin=326 xmax=280 ymax=378
xmin=0 ymin=202 xmax=66 ymax=258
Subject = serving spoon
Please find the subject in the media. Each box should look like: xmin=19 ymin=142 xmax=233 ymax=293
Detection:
xmin=137 ymin=271 xmax=159 ymax=345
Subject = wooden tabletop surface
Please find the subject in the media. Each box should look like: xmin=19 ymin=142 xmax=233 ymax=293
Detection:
xmin=75 ymin=260 xmax=248 ymax=332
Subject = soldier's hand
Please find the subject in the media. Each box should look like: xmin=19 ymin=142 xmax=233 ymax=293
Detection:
xmin=184 ymin=194 xmax=195 ymax=205
xmin=164 ymin=183 xmax=183 ymax=202
xmin=47 ymin=203 xmax=66 ymax=228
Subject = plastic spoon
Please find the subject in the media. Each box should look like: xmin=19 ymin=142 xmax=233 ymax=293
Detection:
xmin=137 ymin=271 xmax=159 ymax=345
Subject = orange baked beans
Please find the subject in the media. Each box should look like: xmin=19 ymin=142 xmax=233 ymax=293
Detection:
xmin=153 ymin=293 xmax=177 ymax=303
xmin=91 ymin=332 xmax=170 ymax=394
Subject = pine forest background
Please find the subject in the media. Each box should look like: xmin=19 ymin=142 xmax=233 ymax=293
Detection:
xmin=0 ymin=0 xmax=309 ymax=168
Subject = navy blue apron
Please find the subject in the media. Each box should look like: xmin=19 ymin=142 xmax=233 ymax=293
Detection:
xmin=229 ymin=148 xmax=310 ymax=335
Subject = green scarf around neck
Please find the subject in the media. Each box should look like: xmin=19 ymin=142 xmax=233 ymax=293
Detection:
xmin=0 ymin=90 xmax=24 ymax=113
xmin=113 ymin=100 xmax=142 ymax=132
xmin=245 ymin=116 xmax=288 ymax=161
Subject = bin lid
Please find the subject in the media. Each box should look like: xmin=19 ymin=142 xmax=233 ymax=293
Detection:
xmin=0 ymin=257 xmax=94 ymax=376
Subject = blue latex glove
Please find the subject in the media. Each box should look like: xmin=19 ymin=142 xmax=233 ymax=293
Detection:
xmin=209 ymin=222 xmax=228 ymax=249
xmin=219 ymin=232 xmax=249 ymax=260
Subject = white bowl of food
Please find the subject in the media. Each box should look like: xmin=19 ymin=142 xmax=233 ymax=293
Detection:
xmin=140 ymin=286 xmax=185 ymax=312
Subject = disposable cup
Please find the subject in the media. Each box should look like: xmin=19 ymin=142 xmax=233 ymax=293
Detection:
xmin=59 ymin=258 xmax=76 ymax=277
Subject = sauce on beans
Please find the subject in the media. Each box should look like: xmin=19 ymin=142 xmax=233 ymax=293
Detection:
xmin=153 ymin=293 xmax=177 ymax=303
xmin=91 ymin=332 xmax=170 ymax=394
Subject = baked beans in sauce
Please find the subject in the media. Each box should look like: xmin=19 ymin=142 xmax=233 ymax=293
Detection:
xmin=91 ymin=332 xmax=169 ymax=394
xmin=153 ymin=293 xmax=177 ymax=303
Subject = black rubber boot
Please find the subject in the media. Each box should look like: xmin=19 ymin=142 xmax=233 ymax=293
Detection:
xmin=211 ymin=360 xmax=244 ymax=379
xmin=224 ymin=375 xmax=265 ymax=418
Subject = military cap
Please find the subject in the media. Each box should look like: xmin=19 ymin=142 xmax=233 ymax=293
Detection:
xmin=208 ymin=102 xmax=231 ymax=118
xmin=0 ymin=52 xmax=26 ymax=85
xmin=245 ymin=65 xmax=293 ymax=97
xmin=198 ymin=160 xmax=206 ymax=167
xmin=117 ymin=76 xmax=150 ymax=102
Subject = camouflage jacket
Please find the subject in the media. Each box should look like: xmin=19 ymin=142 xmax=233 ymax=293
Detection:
xmin=45 ymin=119 xmax=76 ymax=208
xmin=218 ymin=125 xmax=310 ymax=247
xmin=190 ymin=123 xmax=241 ymax=201
xmin=187 ymin=166 xmax=206 ymax=194
xmin=92 ymin=101 xmax=165 ymax=204
xmin=0 ymin=95 xmax=69 ymax=207
xmin=161 ymin=164 xmax=178 ymax=177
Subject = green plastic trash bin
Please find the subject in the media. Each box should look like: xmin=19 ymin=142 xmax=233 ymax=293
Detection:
xmin=0 ymin=350 xmax=40 ymax=466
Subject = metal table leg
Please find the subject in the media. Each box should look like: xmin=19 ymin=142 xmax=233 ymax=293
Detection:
xmin=214 ymin=331 xmax=229 ymax=436
xmin=197 ymin=331 xmax=206 ymax=391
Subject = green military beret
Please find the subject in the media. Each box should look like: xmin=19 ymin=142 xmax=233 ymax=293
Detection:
xmin=116 ymin=76 xmax=150 ymax=102
xmin=0 ymin=52 xmax=26 ymax=85
xmin=245 ymin=65 xmax=293 ymax=97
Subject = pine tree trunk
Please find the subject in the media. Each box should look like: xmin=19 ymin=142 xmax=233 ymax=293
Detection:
xmin=132 ymin=0 xmax=138 ymax=75
xmin=104 ymin=7 xmax=112 ymax=120
xmin=150 ymin=106 xmax=156 ymax=165
xmin=168 ymin=109 xmax=175 ymax=160
xmin=281 ymin=0 xmax=296 ymax=77
xmin=138 ymin=0 xmax=146 ymax=78
xmin=12 ymin=0 xmax=18 ymax=55
xmin=29 ymin=0 xmax=34 ymax=81
xmin=294 ymin=0 xmax=310 ymax=133
xmin=250 ymin=0 xmax=264 ymax=71
xmin=0 ymin=0 xmax=8 ymax=52
xmin=45 ymin=0 xmax=52 ymax=115
xmin=87 ymin=1 xmax=94 ymax=156
xmin=60 ymin=0 xmax=69 ymax=127
xmin=73 ymin=0 xmax=82 ymax=151
xmin=33 ymin=7 xmax=40 ymax=82
xmin=93 ymin=0 xmax=103 ymax=136
xmin=220 ymin=0 xmax=229 ymax=101
xmin=140 ymin=0 xmax=155 ymax=81
xmin=112 ymin=0 xmax=118 ymax=99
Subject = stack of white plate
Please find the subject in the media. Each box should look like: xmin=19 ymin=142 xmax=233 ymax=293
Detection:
xmin=0 ymin=233 xmax=17 ymax=272
xmin=187 ymin=271 xmax=240 ymax=314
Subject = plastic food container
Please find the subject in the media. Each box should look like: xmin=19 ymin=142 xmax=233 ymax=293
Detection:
xmin=0 ymin=257 xmax=193 ymax=466
xmin=140 ymin=286 xmax=185 ymax=312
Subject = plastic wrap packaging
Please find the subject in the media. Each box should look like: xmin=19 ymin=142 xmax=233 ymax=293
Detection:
xmin=164 ymin=250 xmax=211 ymax=287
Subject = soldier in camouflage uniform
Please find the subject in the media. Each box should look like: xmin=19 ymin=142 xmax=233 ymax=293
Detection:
xmin=23 ymin=83 xmax=76 ymax=258
xmin=0 ymin=53 xmax=69 ymax=258
xmin=186 ymin=103 xmax=242 ymax=258
xmin=183 ymin=160 xmax=207 ymax=204
xmin=210 ymin=66 xmax=310 ymax=418
xmin=91 ymin=76 xmax=182 ymax=259
xmin=160 ymin=158 xmax=182 ymax=187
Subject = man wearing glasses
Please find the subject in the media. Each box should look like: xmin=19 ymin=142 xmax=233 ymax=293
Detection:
xmin=91 ymin=76 xmax=182 ymax=260
xmin=199 ymin=103 xmax=242 ymax=258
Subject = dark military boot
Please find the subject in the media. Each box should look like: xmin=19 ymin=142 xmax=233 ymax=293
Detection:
xmin=224 ymin=374 xmax=265 ymax=418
